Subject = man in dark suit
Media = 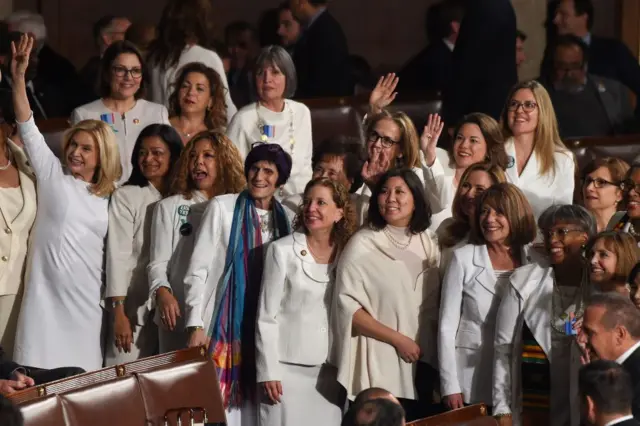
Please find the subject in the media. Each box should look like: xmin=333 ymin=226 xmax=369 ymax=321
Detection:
xmin=441 ymin=0 xmax=517 ymax=127
xmin=399 ymin=0 xmax=464 ymax=96
xmin=288 ymin=0 xmax=352 ymax=98
xmin=580 ymin=293 xmax=640 ymax=419
xmin=544 ymin=0 xmax=640 ymax=116
xmin=579 ymin=360 xmax=640 ymax=426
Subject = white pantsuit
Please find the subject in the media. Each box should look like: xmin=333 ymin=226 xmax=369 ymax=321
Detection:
xmin=256 ymin=232 xmax=343 ymax=426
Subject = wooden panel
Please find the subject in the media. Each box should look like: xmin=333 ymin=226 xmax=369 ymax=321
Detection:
xmin=621 ymin=0 xmax=640 ymax=59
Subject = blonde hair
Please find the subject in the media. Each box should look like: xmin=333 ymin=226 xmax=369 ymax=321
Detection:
xmin=365 ymin=110 xmax=420 ymax=169
xmin=500 ymin=80 xmax=569 ymax=177
xmin=62 ymin=120 xmax=122 ymax=197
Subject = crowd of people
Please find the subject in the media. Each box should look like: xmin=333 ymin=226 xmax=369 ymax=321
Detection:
xmin=1 ymin=1 xmax=640 ymax=426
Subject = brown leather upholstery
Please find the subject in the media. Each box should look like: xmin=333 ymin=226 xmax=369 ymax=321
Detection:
xmin=564 ymin=134 xmax=640 ymax=172
xmin=407 ymin=404 xmax=489 ymax=426
xmin=18 ymin=395 xmax=66 ymax=426
xmin=301 ymin=97 xmax=365 ymax=146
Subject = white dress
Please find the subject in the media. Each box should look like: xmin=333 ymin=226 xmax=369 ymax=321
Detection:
xmin=71 ymin=99 xmax=170 ymax=183
xmin=226 ymin=101 xmax=313 ymax=200
xmin=13 ymin=116 xmax=110 ymax=372
xmin=104 ymin=184 xmax=162 ymax=365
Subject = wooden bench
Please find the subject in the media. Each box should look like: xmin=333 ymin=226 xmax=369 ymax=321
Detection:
xmin=407 ymin=404 xmax=494 ymax=426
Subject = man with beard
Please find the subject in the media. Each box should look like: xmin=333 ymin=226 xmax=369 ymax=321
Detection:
xmin=544 ymin=35 xmax=636 ymax=138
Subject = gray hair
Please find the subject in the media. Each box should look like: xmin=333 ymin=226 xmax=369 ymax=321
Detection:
xmin=588 ymin=292 xmax=640 ymax=339
xmin=254 ymin=45 xmax=297 ymax=99
xmin=538 ymin=204 xmax=597 ymax=237
xmin=6 ymin=11 xmax=47 ymax=43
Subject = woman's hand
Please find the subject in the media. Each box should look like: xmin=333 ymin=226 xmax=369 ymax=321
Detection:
xmin=496 ymin=416 xmax=513 ymax=426
xmin=262 ymin=381 xmax=283 ymax=404
xmin=420 ymin=114 xmax=444 ymax=167
xmin=442 ymin=393 xmax=465 ymax=410
xmin=11 ymin=34 xmax=33 ymax=81
xmin=187 ymin=327 xmax=208 ymax=348
xmin=156 ymin=287 xmax=181 ymax=331
xmin=369 ymin=73 xmax=399 ymax=114
xmin=362 ymin=149 xmax=392 ymax=188
xmin=392 ymin=333 xmax=422 ymax=363
xmin=114 ymin=309 xmax=133 ymax=353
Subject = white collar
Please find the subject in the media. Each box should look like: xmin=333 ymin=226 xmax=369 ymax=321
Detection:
xmin=442 ymin=38 xmax=455 ymax=52
xmin=604 ymin=414 xmax=634 ymax=426
xmin=615 ymin=340 xmax=640 ymax=364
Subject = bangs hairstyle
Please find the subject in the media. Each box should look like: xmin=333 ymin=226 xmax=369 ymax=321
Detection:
xmin=99 ymin=40 xmax=148 ymax=99
xmin=168 ymin=62 xmax=227 ymax=131
xmin=586 ymin=231 xmax=640 ymax=284
xmin=368 ymin=168 xmax=432 ymax=234
xmin=364 ymin=111 xmax=420 ymax=169
xmin=63 ymin=120 xmax=122 ymax=197
xmin=500 ymin=80 xmax=571 ymax=177
xmin=244 ymin=143 xmax=292 ymax=187
xmin=255 ymin=45 xmax=297 ymax=98
xmin=582 ymin=157 xmax=630 ymax=184
xmin=312 ymin=135 xmax=366 ymax=193
xmin=538 ymin=204 xmax=597 ymax=238
xmin=292 ymin=178 xmax=357 ymax=250
xmin=450 ymin=112 xmax=509 ymax=169
xmin=169 ymin=130 xmax=246 ymax=199
xmin=469 ymin=182 xmax=537 ymax=247
xmin=442 ymin=162 xmax=507 ymax=248
xmin=126 ymin=124 xmax=183 ymax=194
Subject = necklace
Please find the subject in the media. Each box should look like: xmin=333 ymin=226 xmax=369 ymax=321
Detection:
xmin=307 ymin=240 xmax=333 ymax=263
xmin=256 ymin=101 xmax=295 ymax=157
xmin=383 ymin=227 xmax=412 ymax=250
xmin=550 ymin=269 xmax=588 ymax=335
xmin=258 ymin=210 xmax=271 ymax=232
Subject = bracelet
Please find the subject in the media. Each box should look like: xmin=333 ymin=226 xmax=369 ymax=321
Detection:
xmin=493 ymin=413 xmax=512 ymax=419
xmin=111 ymin=299 xmax=125 ymax=309
xmin=187 ymin=326 xmax=204 ymax=333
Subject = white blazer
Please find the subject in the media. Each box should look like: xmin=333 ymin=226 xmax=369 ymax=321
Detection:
xmin=438 ymin=243 xmax=533 ymax=404
xmin=493 ymin=254 xmax=582 ymax=426
xmin=503 ymin=138 xmax=575 ymax=219
xmin=255 ymin=232 xmax=335 ymax=383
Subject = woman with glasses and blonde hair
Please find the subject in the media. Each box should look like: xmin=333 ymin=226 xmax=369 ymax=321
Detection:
xmin=586 ymin=231 xmax=640 ymax=295
xmin=11 ymin=35 xmax=122 ymax=371
xmin=580 ymin=157 xmax=629 ymax=232
xmin=500 ymin=80 xmax=576 ymax=219
xmin=72 ymin=40 xmax=169 ymax=183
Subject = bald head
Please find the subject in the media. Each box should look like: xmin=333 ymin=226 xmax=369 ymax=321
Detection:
xmin=353 ymin=387 xmax=400 ymax=406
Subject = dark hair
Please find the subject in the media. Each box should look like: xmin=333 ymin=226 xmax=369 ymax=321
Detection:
xmin=168 ymin=62 xmax=227 ymax=131
xmin=224 ymin=21 xmax=257 ymax=45
xmin=93 ymin=15 xmax=116 ymax=44
xmin=125 ymin=23 xmax=157 ymax=53
xmin=552 ymin=34 xmax=590 ymax=65
xmin=312 ymin=136 xmax=365 ymax=193
xmin=244 ymin=143 xmax=292 ymax=187
xmin=579 ymin=360 xmax=633 ymax=415
xmin=588 ymin=292 xmax=640 ymax=339
xmin=353 ymin=388 xmax=395 ymax=406
xmin=516 ymin=29 xmax=528 ymax=42
xmin=147 ymin=0 xmax=217 ymax=68
xmin=308 ymin=0 xmax=329 ymax=5
xmin=368 ymin=169 xmax=432 ymax=234
xmin=572 ymin=0 xmax=595 ymax=30
xmin=0 ymin=395 xmax=23 ymax=426
xmin=346 ymin=399 xmax=405 ymax=426
xmin=426 ymin=0 xmax=464 ymax=40
xmin=629 ymin=262 xmax=640 ymax=285
xmin=125 ymin=124 xmax=183 ymax=193
xmin=451 ymin=112 xmax=509 ymax=170
xmin=99 ymin=40 xmax=148 ymax=99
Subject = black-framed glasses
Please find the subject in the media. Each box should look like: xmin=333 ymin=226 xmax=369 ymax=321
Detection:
xmin=507 ymin=100 xmax=538 ymax=112
xmin=543 ymin=227 xmax=585 ymax=240
xmin=623 ymin=180 xmax=640 ymax=194
xmin=582 ymin=176 xmax=619 ymax=189
xmin=367 ymin=130 xmax=399 ymax=148
xmin=112 ymin=65 xmax=143 ymax=79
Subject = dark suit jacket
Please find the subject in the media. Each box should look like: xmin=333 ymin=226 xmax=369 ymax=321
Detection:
xmin=292 ymin=10 xmax=352 ymax=99
xmin=79 ymin=55 xmax=102 ymax=99
xmin=38 ymin=44 xmax=92 ymax=109
xmin=399 ymin=39 xmax=453 ymax=95
xmin=622 ymin=346 xmax=640 ymax=419
xmin=611 ymin=419 xmax=640 ymax=426
xmin=0 ymin=346 xmax=20 ymax=380
xmin=441 ymin=0 xmax=517 ymax=127
xmin=0 ymin=76 xmax=75 ymax=120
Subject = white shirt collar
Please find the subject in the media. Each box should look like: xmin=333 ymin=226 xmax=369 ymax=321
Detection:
xmin=616 ymin=340 xmax=640 ymax=364
xmin=442 ymin=38 xmax=455 ymax=52
xmin=604 ymin=414 xmax=634 ymax=426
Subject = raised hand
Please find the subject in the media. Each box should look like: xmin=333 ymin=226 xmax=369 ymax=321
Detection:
xmin=362 ymin=150 xmax=392 ymax=188
xmin=369 ymin=73 xmax=399 ymax=114
xmin=420 ymin=113 xmax=445 ymax=167
xmin=11 ymin=34 xmax=33 ymax=81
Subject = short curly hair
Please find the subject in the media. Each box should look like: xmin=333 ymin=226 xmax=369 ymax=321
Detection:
xmin=169 ymin=130 xmax=246 ymax=199
xmin=292 ymin=177 xmax=357 ymax=251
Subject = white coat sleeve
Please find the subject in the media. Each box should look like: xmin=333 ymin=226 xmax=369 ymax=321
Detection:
xmin=554 ymin=151 xmax=576 ymax=206
xmin=421 ymin=156 xmax=448 ymax=214
xmin=17 ymin=114 xmax=64 ymax=181
xmin=183 ymin=198 xmax=221 ymax=328
xmin=492 ymin=282 xmax=522 ymax=416
xmin=438 ymin=250 xmax=465 ymax=397
xmin=226 ymin=113 xmax=248 ymax=159
xmin=255 ymin=242 xmax=287 ymax=383
xmin=106 ymin=189 xmax=136 ymax=298
xmin=70 ymin=107 xmax=83 ymax=126
xmin=160 ymin=105 xmax=170 ymax=125
xmin=147 ymin=200 xmax=175 ymax=301
xmin=299 ymin=106 xmax=313 ymax=186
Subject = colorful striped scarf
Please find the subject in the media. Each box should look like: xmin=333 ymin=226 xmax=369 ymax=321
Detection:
xmin=521 ymin=324 xmax=550 ymax=411
xmin=207 ymin=190 xmax=291 ymax=409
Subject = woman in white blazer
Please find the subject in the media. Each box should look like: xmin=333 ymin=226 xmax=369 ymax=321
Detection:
xmin=183 ymin=143 xmax=294 ymax=426
xmin=147 ymin=0 xmax=236 ymax=122
xmin=439 ymin=183 xmax=537 ymax=411
xmin=579 ymin=157 xmax=628 ymax=232
xmin=148 ymin=131 xmax=246 ymax=354
xmin=71 ymin=41 xmax=170 ymax=183
xmin=227 ymin=46 xmax=312 ymax=200
xmin=256 ymin=178 xmax=357 ymax=426
xmin=585 ymin=231 xmax=639 ymax=295
xmin=0 ymin=121 xmax=36 ymax=357
xmin=105 ymin=124 xmax=183 ymax=366
xmin=499 ymin=80 xmax=576 ymax=219
xmin=333 ymin=168 xmax=441 ymax=422
xmin=493 ymin=205 xmax=595 ymax=426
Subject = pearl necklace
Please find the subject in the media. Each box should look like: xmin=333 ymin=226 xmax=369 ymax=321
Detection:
xmin=382 ymin=227 xmax=412 ymax=250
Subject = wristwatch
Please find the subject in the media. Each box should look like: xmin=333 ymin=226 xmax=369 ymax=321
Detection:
xmin=111 ymin=299 xmax=125 ymax=309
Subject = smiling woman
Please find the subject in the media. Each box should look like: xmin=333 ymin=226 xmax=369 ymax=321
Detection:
xmin=585 ymin=231 xmax=640 ymax=295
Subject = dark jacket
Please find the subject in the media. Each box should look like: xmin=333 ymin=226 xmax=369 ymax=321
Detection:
xmin=399 ymin=39 xmax=453 ymax=95
xmin=622 ymin=345 xmax=640 ymax=419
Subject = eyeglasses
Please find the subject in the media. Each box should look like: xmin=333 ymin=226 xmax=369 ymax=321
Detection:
xmin=507 ymin=100 xmax=538 ymax=112
xmin=543 ymin=227 xmax=585 ymax=240
xmin=112 ymin=65 xmax=142 ymax=79
xmin=367 ymin=130 xmax=399 ymax=148
xmin=582 ymin=177 xmax=619 ymax=189
xmin=624 ymin=180 xmax=640 ymax=194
